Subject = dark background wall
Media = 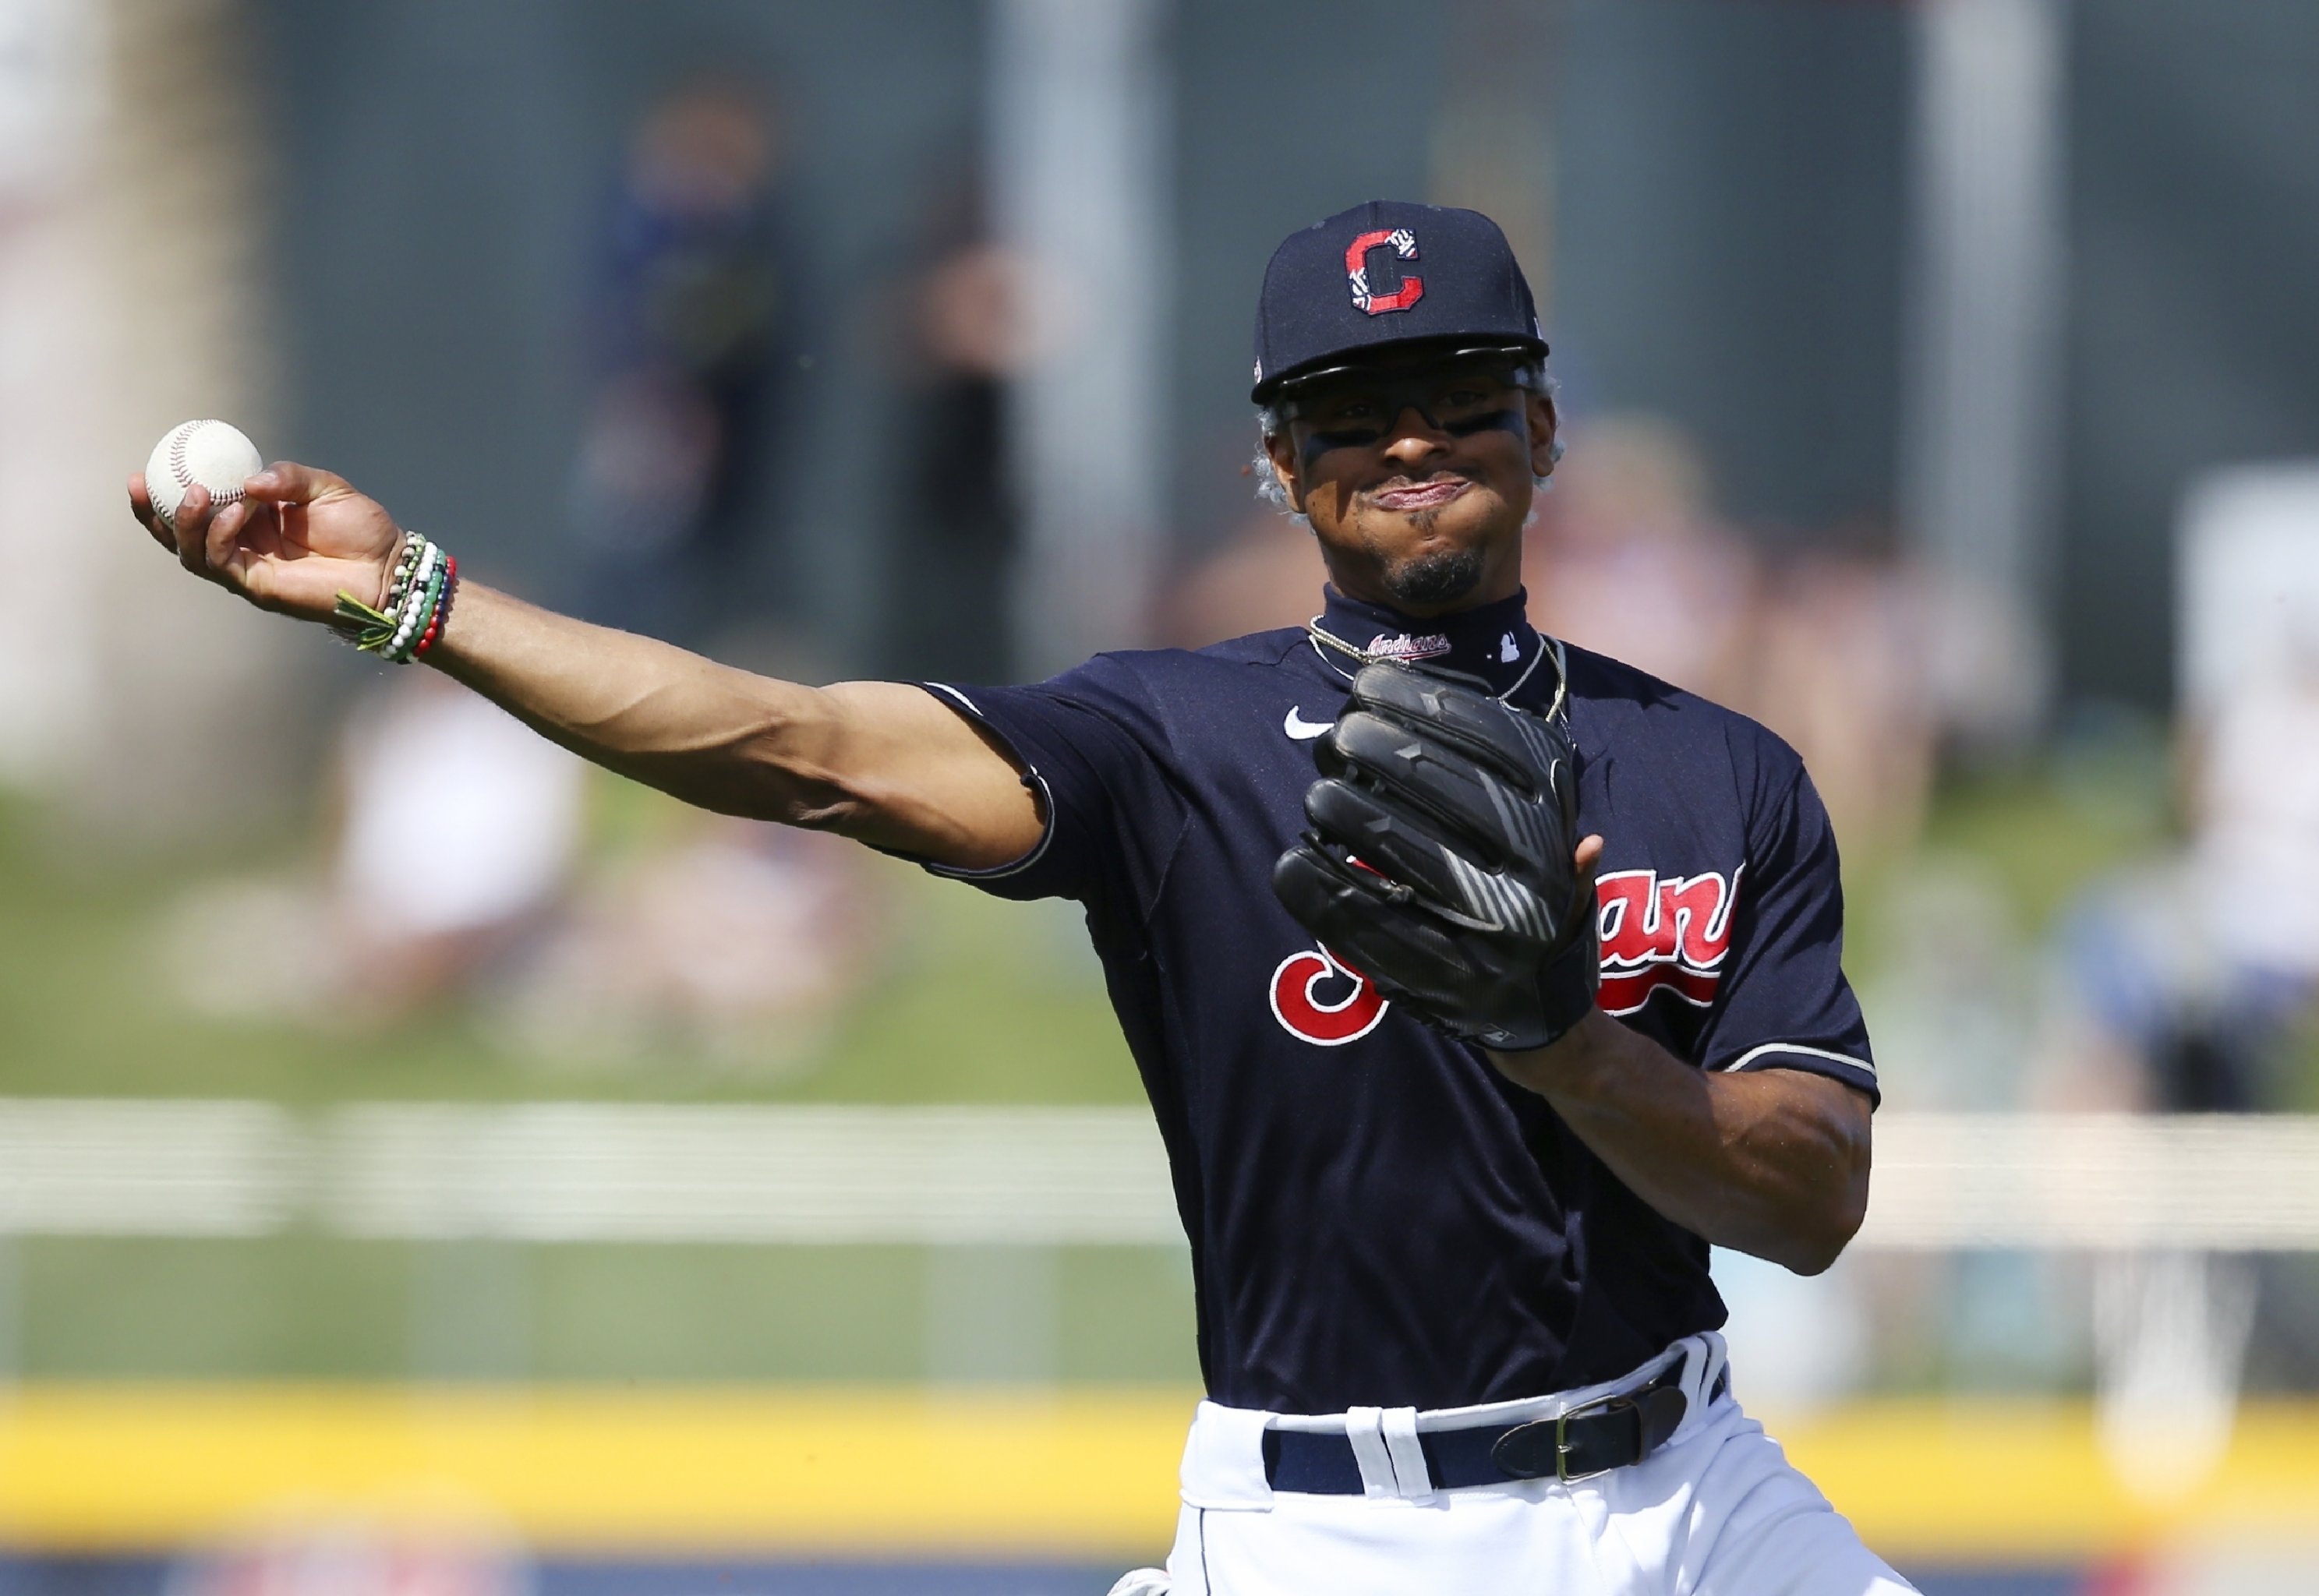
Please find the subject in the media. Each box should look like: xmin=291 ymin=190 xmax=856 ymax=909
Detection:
xmin=1167 ymin=0 xmax=1446 ymax=556
xmin=2063 ymin=0 xmax=2319 ymax=708
xmin=1553 ymin=0 xmax=1911 ymax=544
xmin=254 ymin=0 xmax=2319 ymax=710
xmin=256 ymin=0 xmax=988 ymax=675
xmin=1168 ymin=0 xmax=1914 ymax=560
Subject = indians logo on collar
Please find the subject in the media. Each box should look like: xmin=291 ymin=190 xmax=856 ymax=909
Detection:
xmin=1346 ymin=228 xmax=1423 ymax=316
xmin=1366 ymin=631 xmax=1451 ymax=663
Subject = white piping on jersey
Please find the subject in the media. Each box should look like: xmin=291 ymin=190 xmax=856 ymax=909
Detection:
xmin=1716 ymin=1041 xmax=1877 ymax=1079
xmin=920 ymin=683 xmax=1060 ymax=881
xmin=1303 ymin=619 xmax=1568 ymax=722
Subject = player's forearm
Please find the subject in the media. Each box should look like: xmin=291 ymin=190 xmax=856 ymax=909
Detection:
xmin=424 ymin=584 xmax=1040 ymax=867
xmin=426 ymin=581 xmax=855 ymax=824
xmin=1491 ymin=1013 xmax=1871 ymax=1274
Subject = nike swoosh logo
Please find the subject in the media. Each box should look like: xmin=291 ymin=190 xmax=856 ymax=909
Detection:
xmin=1284 ymin=708 xmax=1332 ymax=740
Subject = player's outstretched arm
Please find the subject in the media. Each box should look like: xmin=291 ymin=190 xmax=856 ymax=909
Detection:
xmin=127 ymin=462 xmax=1042 ymax=870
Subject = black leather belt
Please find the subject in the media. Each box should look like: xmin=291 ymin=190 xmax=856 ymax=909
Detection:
xmin=1263 ymin=1362 xmax=1726 ymax=1493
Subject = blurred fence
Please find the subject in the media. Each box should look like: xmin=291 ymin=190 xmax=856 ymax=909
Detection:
xmin=5 ymin=1101 xmax=2318 ymax=1249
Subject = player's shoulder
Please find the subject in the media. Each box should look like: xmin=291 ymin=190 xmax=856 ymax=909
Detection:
xmin=1023 ymin=627 xmax=1312 ymax=744
xmin=1056 ymin=626 xmax=1312 ymax=695
xmin=1109 ymin=625 xmax=1310 ymax=673
xmin=1559 ymin=640 xmax=1807 ymax=801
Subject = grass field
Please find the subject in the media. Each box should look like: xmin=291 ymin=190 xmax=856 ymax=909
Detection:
xmin=0 ymin=782 xmax=1140 ymax=1107
xmin=0 ymin=1236 xmax=1198 ymax=1384
xmin=0 ymin=781 xmax=1166 ymax=1382
xmin=0 ymin=751 xmax=2176 ymax=1109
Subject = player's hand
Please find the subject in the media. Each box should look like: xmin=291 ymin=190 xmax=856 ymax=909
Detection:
xmin=128 ymin=460 xmax=402 ymax=625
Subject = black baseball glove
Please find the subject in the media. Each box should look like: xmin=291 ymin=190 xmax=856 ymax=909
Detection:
xmin=1271 ymin=662 xmax=1597 ymax=1051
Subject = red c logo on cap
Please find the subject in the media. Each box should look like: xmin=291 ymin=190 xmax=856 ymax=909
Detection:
xmin=1346 ymin=228 xmax=1423 ymax=316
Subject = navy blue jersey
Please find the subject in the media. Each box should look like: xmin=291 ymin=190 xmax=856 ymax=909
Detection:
xmin=921 ymin=588 xmax=1875 ymax=1414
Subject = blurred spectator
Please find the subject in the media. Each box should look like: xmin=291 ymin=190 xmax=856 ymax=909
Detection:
xmin=2054 ymin=622 xmax=2319 ymax=1114
xmin=1161 ymin=507 xmax=1321 ymax=648
xmin=157 ymin=674 xmax=587 ymax=1026
xmin=882 ymin=173 xmax=1032 ymax=681
xmin=1744 ymin=552 xmax=1937 ymax=861
xmin=2053 ymin=862 xmax=2240 ymax=1111
xmin=166 ymin=1516 xmax=525 ymax=1596
xmin=328 ymin=673 xmax=586 ymax=1019
xmin=567 ymin=74 xmax=793 ymax=647
xmin=162 ymin=675 xmax=874 ymax=1068
xmin=496 ymin=814 xmax=875 ymax=1073
xmin=1862 ymin=860 xmax=2037 ymax=1112
xmin=1529 ymin=413 xmax=1935 ymax=858
xmin=1525 ymin=415 xmax=1759 ymax=709
xmin=2186 ymin=615 xmax=2319 ymax=1026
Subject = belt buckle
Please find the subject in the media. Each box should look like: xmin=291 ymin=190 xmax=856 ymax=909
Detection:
xmin=1553 ymin=1392 xmax=1639 ymax=1484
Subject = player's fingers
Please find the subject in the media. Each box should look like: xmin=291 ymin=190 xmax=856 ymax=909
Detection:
xmin=1323 ymin=711 xmax=1504 ymax=856
xmin=1346 ymin=664 xmax=1535 ymax=784
xmin=1271 ymin=844 xmax=1464 ymax=1008
xmin=1571 ymin=833 xmax=1605 ymax=919
xmin=205 ymin=498 xmax=252 ymax=577
xmin=1304 ymin=778 xmax=1471 ymax=910
xmin=171 ymin=484 xmax=214 ymax=574
xmin=243 ymin=459 xmax=352 ymax=507
xmin=127 ymin=475 xmax=175 ymax=553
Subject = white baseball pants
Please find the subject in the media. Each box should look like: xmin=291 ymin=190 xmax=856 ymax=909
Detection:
xmin=1133 ymin=1335 xmax=1917 ymax=1596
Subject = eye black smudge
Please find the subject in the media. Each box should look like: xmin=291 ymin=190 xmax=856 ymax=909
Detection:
xmin=1443 ymin=408 xmax=1524 ymax=440
xmin=1302 ymin=429 xmax=1380 ymax=471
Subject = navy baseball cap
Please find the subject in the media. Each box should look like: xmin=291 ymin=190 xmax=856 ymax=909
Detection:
xmin=1250 ymin=200 xmax=1547 ymax=402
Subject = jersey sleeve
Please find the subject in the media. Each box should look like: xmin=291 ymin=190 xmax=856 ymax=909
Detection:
xmin=1692 ymin=763 xmax=1879 ymax=1106
xmin=910 ymin=657 xmax=1184 ymax=916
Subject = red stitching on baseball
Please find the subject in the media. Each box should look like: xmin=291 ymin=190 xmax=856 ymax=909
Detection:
xmin=169 ymin=422 xmax=246 ymax=507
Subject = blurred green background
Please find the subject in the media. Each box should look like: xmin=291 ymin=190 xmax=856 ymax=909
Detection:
xmin=19 ymin=739 xmax=2294 ymax=1389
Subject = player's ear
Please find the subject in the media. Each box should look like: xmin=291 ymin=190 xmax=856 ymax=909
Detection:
xmin=1264 ymin=429 xmax=1306 ymax=513
xmin=1528 ymin=394 xmax=1560 ymax=482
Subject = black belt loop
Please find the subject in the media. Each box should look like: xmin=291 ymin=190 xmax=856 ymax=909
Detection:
xmin=1263 ymin=1359 xmax=1728 ymax=1495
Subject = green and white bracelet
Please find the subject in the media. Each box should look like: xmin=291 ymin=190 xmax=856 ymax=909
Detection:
xmin=332 ymin=531 xmax=459 ymax=664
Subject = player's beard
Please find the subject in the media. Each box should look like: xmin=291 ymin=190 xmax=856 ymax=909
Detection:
xmin=1380 ymin=543 xmax=1486 ymax=609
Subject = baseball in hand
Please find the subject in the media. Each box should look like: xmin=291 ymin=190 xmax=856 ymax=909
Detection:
xmin=143 ymin=419 xmax=263 ymax=530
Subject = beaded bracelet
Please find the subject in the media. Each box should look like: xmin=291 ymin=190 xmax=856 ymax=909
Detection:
xmin=412 ymin=556 xmax=458 ymax=659
xmin=331 ymin=531 xmax=458 ymax=665
xmin=382 ymin=532 xmax=425 ymax=611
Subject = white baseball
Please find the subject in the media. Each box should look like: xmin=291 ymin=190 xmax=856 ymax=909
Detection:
xmin=143 ymin=419 xmax=264 ymax=531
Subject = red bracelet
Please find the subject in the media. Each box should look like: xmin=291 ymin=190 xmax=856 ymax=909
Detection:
xmin=412 ymin=555 xmax=458 ymax=659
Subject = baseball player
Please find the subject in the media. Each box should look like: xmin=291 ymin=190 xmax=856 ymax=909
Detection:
xmin=133 ymin=200 xmax=1907 ymax=1594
